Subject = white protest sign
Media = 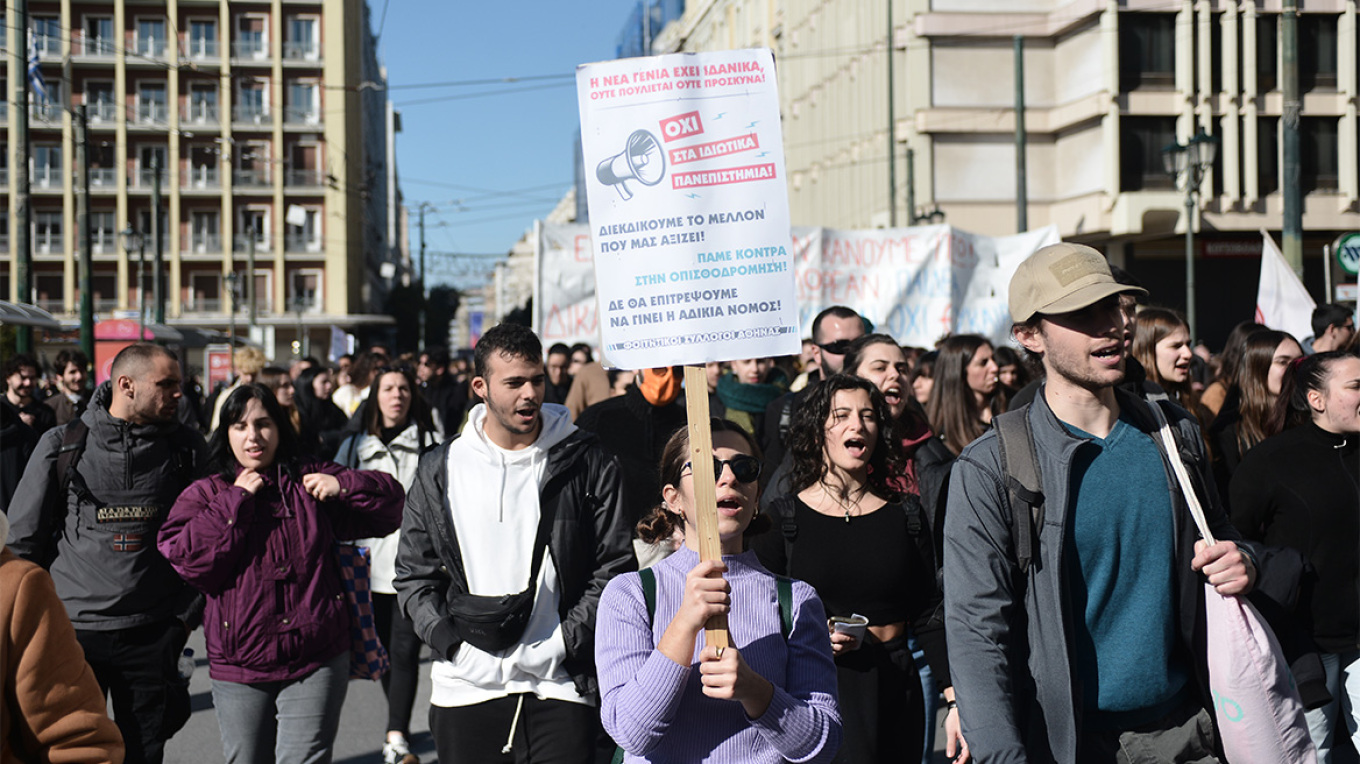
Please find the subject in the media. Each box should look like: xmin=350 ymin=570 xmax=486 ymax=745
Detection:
xmin=576 ymin=48 xmax=800 ymax=368
xmin=534 ymin=222 xmax=600 ymax=349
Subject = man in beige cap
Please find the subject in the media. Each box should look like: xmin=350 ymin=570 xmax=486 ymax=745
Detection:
xmin=942 ymin=242 xmax=1257 ymax=763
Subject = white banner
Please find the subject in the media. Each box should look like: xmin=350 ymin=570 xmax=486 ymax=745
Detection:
xmin=576 ymin=48 xmax=801 ymax=368
xmin=535 ymin=223 xmax=600 ymax=349
xmin=536 ymin=222 xmax=1060 ymax=354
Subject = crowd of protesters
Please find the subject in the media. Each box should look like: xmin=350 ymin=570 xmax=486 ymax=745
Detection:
xmin=4 ymin=242 xmax=1360 ymax=764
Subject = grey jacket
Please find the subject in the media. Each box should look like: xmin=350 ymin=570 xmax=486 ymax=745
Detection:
xmin=942 ymin=387 xmax=1244 ymax=764
xmin=6 ymin=382 xmax=207 ymax=630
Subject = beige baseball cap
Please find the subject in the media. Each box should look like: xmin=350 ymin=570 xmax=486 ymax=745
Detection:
xmin=1008 ymin=242 xmax=1147 ymax=323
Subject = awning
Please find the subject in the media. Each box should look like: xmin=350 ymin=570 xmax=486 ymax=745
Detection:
xmin=0 ymin=300 xmax=63 ymax=329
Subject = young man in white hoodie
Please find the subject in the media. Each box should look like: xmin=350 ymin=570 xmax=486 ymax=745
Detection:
xmin=396 ymin=323 xmax=635 ymax=763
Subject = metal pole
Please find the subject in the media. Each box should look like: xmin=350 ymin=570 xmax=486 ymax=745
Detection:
xmin=76 ymin=105 xmax=94 ymax=360
xmin=1185 ymin=190 xmax=1197 ymax=341
xmin=1281 ymin=0 xmax=1303 ymax=275
xmin=906 ymin=147 xmax=916 ymax=223
xmin=152 ymin=154 xmax=164 ymax=325
xmin=1014 ymin=35 xmax=1028 ymax=233
xmin=419 ymin=205 xmax=427 ymax=348
xmin=226 ymin=273 xmax=237 ymax=374
xmin=1324 ymin=244 xmax=1334 ymax=303
xmin=138 ymin=238 xmax=146 ymax=338
xmin=887 ymin=0 xmax=897 ymax=226
xmin=14 ymin=0 xmax=33 ymax=352
xmin=247 ymin=224 xmax=257 ymax=325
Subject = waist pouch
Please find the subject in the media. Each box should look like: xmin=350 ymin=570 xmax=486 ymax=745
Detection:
xmin=447 ymin=502 xmax=556 ymax=654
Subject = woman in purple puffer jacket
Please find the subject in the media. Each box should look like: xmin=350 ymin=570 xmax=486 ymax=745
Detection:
xmin=159 ymin=384 xmax=403 ymax=764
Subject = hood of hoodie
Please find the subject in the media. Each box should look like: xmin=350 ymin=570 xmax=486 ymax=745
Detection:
xmin=355 ymin=419 xmax=436 ymax=461
xmin=459 ymin=401 xmax=576 ymax=461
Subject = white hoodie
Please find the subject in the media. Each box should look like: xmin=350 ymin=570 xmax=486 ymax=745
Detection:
xmin=429 ymin=402 xmax=589 ymax=708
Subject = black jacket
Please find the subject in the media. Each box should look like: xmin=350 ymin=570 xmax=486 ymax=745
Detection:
xmin=0 ymin=398 xmax=38 ymax=512
xmin=575 ymin=386 xmax=687 ymax=525
xmin=394 ymin=429 xmax=636 ymax=700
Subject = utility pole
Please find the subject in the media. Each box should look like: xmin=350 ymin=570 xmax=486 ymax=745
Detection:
xmin=1014 ymin=35 xmax=1028 ymax=233
xmin=887 ymin=0 xmax=897 ymax=226
xmin=247 ymin=224 xmax=257 ymax=326
xmin=14 ymin=0 xmax=33 ymax=352
xmin=76 ymin=105 xmax=94 ymax=361
xmin=151 ymin=154 xmax=164 ymax=325
xmin=1280 ymin=0 xmax=1303 ymax=275
xmin=419 ymin=205 xmax=428 ymax=348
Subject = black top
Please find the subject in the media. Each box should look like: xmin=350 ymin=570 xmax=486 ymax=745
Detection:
xmin=1230 ymin=421 xmax=1360 ymax=653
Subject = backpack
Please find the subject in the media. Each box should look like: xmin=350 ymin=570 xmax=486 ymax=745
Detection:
xmin=771 ymin=491 xmax=935 ymax=574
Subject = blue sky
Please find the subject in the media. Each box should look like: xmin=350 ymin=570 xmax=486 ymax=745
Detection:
xmin=377 ymin=1 xmax=646 ymax=287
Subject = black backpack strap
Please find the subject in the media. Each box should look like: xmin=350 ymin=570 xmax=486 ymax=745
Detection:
xmin=770 ymin=494 xmax=799 ymax=574
xmin=639 ymin=567 xmax=657 ymax=625
xmin=995 ymin=406 xmax=1044 ymax=573
xmin=776 ymin=576 xmax=793 ymax=639
xmin=54 ymin=419 xmax=90 ymax=495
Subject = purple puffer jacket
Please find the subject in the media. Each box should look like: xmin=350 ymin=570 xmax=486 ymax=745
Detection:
xmin=158 ymin=460 xmax=403 ymax=683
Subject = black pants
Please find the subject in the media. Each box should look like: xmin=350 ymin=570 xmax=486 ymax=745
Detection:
xmin=833 ymin=635 xmax=924 ymax=764
xmin=1076 ymin=698 xmax=1221 ymax=764
xmin=373 ymin=592 xmax=423 ymax=735
xmin=75 ymin=619 xmax=189 ymax=764
xmin=429 ymin=694 xmax=597 ymax=764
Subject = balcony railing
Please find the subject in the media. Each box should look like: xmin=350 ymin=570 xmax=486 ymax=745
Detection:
xmin=286 ymin=169 xmax=324 ymax=187
xmin=135 ymin=102 xmax=168 ymax=125
xmin=91 ymin=236 xmax=118 ymax=255
xmin=76 ymin=36 xmax=118 ymax=57
xmin=89 ymin=167 xmax=117 ymax=187
xmin=35 ymin=237 xmax=64 ymax=255
xmin=283 ymin=42 xmax=319 ymax=61
xmin=32 ymin=171 xmax=63 ymax=190
xmin=0 ymin=101 xmax=6 ymax=120
xmin=33 ymin=34 xmax=61 ymax=59
xmin=233 ymin=169 xmax=271 ymax=187
xmin=285 ymin=233 xmax=321 ymax=253
xmin=134 ymin=37 xmax=167 ymax=58
xmin=0 ymin=168 xmax=7 ymax=187
xmin=182 ymin=168 xmax=221 ymax=189
xmin=232 ymin=105 xmax=272 ymax=125
xmin=232 ymin=39 xmax=268 ymax=59
xmin=182 ymin=104 xmax=220 ymax=125
xmin=87 ymin=101 xmax=118 ymax=123
xmin=185 ymin=38 xmax=219 ymax=59
xmin=30 ymin=102 xmax=63 ymax=124
xmin=128 ymin=169 xmax=165 ymax=189
xmin=283 ymin=107 xmax=321 ymax=126
xmin=186 ymin=235 xmax=223 ymax=254
xmin=233 ymin=235 xmax=271 ymax=253
xmin=184 ymin=297 xmax=224 ymax=313
xmin=0 ymin=234 xmax=8 ymax=252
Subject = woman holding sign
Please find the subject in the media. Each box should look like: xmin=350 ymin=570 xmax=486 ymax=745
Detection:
xmin=754 ymin=375 xmax=967 ymax=764
xmin=596 ymin=419 xmax=842 ymax=764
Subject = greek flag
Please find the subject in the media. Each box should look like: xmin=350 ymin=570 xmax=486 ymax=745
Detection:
xmin=27 ymin=29 xmax=48 ymax=104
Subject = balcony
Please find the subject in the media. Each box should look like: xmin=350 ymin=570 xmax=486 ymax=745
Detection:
xmin=32 ymin=171 xmax=63 ymax=191
xmin=87 ymin=101 xmax=119 ymax=123
xmin=181 ymin=168 xmax=221 ymax=190
xmin=286 ymin=169 xmax=324 ymax=188
xmin=134 ymin=102 xmax=169 ymax=126
xmin=89 ymin=167 xmax=117 ymax=188
xmin=185 ymin=235 xmax=223 ymax=255
xmin=0 ymin=234 xmax=8 ymax=252
xmin=35 ymin=237 xmax=64 ymax=255
xmin=133 ymin=37 xmax=167 ymax=58
xmin=183 ymin=297 xmax=223 ymax=313
xmin=0 ymin=168 xmax=7 ymax=187
xmin=74 ymin=35 xmax=118 ymax=58
xmin=30 ymin=102 xmax=64 ymax=125
xmin=233 ymin=235 xmax=271 ymax=253
xmin=0 ymin=101 xmax=6 ymax=120
xmin=283 ymin=42 xmax=320 ymax=62
xmin=283 ymin=107 xmax=321 ymax=126
xmin=232 ymin=105 xmax=273 ymax=127
xmin=232 ymin=39 xmax=268 ymax=61
xmin=91 ymin=236 xmax=118 ymax=255
xmin=181 ymin=104 xmax=220 ymax=127
xmin=285 ymin=233 xmax=321 ymax=253
xmin=33 ymin=35 xmax=61 ymax=61
xmin=128 ymin=169 xmax=166 ymax=190
xmin=184 ymin=39 xmax=219 ymax=60
xmin=233 ymin=169 xmax=271 ymax=188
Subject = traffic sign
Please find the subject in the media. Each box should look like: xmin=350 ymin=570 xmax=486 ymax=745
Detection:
xmin=1336 ymin=233 xmax=1360 ymax=276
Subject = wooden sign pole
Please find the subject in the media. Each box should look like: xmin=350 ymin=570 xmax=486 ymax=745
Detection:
xmin=682 ymin=364 xmax=729 ymax=651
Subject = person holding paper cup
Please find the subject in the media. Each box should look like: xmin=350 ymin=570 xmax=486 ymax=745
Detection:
xmin=596 ymin=419 xmax=842 ymax=764
xmin=754 ymin=374 xmax=965 ymax=764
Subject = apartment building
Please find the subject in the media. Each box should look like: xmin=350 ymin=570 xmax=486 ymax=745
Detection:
xmin=3 ymin=0 xmax=402 ymax=361
xmin=650 ymin=0 xmax=1360 ymax=345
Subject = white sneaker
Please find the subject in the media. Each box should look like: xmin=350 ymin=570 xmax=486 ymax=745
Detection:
xmin=382 ymin=734 xmax=419 ymax=764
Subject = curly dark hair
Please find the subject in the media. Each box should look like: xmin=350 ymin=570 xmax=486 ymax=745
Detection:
xmin=786 ymin=374 xmax=904 ymax=501
xmin=207 ymin=384 xmax=302 ymax=480
xmin=635 ymin=418 xmax=771 ymax=546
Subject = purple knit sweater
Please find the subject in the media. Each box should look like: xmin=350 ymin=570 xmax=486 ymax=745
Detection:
xmin=597 ymin=545 xmax=841 ymax=763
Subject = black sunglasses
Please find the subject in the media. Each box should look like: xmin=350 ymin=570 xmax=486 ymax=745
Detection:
xmin=818 ymin=339 xmax=853 ymax=356
xmin=682 ymin=454 xmax=762 ymax=484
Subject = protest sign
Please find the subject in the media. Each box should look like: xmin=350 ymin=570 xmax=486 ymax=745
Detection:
xmin=534 ymin=222 xmax=599 ymax=350
xmin=536 ymin=222 xmax=1060 ymax=348
xmin=576 ymin=48 xmax=801 ymax=369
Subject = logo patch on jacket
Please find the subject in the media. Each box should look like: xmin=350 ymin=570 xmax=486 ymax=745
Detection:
xmin=97 ymin=505 xmax=161 ymax=523
xmin=112 ymin=533 xmax=144 ymax=552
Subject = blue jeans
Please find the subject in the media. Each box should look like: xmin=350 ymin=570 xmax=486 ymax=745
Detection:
xmin=910 ymin=633 xmax=937 ymax=764
xmin=210 ymin=652 xmax=349 ymax=764
xmin=1306 ymin=650 xmax=1360 ymax=764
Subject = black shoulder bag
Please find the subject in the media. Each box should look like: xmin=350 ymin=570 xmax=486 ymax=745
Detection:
xmin=445 ymin=501 xmax=557 ymax=653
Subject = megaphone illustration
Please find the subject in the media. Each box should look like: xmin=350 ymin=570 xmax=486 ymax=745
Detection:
xmin=597 ymin=130 xmax=666 ymax=200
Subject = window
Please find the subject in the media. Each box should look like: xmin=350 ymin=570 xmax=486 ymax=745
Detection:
xmin=84 ymin=16 xmax=115 ymax=56
xmin=1120 ymin=13 xmax=1176 ymax=91
xmin=0 ymin=216 xmax=8 ymax=252
xmin=188 ymin=272 xmax=221 ymax=311
xmin=35 ymin=212 xmax=63 ymax=254
xmin=1120 ymin=117 xmax=1177 ymax=192
xmin=33 ymin=145 xmax=62 ymax=189
xmin=286 ymin=208 xmax=321 ymax=253
xmin=1257 ymin=117 xmax=1279 ymax=196
xmin=290 ymin=269 xmax=323 ymax=313
xmin=286 ymin=81 xmax=319 ymax=124
xmin=31 ymin=16 xmax=60 ymax=56
xmin=188 ymin=19 xmax=218 ymax=58
xmin=238 ymin=208 xmax=270 ymax=252
xmin=0 ymin=78 xmax=6 ymax=121
xmin=1210 ymin=16 xmax=1222 ymax=94
xmin=138 ymin=145 xmax=168 ymax=187
xmin=90 ymin=144 xmax=115 ymax=187
xmin=236 ymin=142 xmax=270 ymax=186
xmin=236 ymin=15 xmax=267 ymax=59
xmin=1256 ymin=16 xmax=1277 ymax=92
xmin=1299 ymin=14 xmax=1339 ymax=92
xmin=91 ymin=212 xmax=116 ymax=254
xmin=236 ymin=80 xmax=268 ymax=122
xmin=87 ymin=82 xmax=116 ymax=122
xmin=188 ymin=146 xmax=219 ymax=187
xmin=137 ymin=209 xmax=168 ymax=244
xmin=1301 ymin=117 xmax=1339 ymax=192
xmin=190 ymin=211 xmax=220 ymax=253
xmin=0 ymin=144 xmax=7 ymax=186
xmin=136 ymin=18 xmax=167 ymax=57
xmin=138 ymin=82 xmax=168 ymax=124
xmin=289 ymin=143 xmax=320 ymax=185
xmin=31 ymin=80 xmax=62 ymax=122
xmin=187 ymin=83 xmax=218 ymax=123
xmin=285 ymin=16 xmax=319 ymax=60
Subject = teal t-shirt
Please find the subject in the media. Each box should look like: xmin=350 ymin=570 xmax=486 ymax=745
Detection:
xmin=1063 ymin=412 xmax=1187 ymax=724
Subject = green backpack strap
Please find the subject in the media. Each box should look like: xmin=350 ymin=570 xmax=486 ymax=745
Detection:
xmin=776 ymin=576 xmax=793 ymax=639
xmin=639 ymin=567 xmax=657 ymax=624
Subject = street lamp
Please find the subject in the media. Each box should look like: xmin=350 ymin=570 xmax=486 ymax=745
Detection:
xmin=1162 ymin=129 xmax=1218 ymax=341
xmin=121 ymin=225 xmax=147 ymax=339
